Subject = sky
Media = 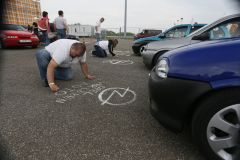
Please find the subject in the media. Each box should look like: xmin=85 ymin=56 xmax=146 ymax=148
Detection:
xmin=41 ymin=0 xmax=239 ymax=33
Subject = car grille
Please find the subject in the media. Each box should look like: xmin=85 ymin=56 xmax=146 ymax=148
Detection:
xmin=18 ymin=35 xmax=31 ymax=38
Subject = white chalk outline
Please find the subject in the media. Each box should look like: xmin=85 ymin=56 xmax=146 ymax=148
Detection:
xmin=98 ymin=87 xmax=136 ymax=106
xmin=103 ymin=59 xmax=134 ymax=65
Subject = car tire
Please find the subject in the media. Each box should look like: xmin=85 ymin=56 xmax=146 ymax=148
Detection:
xmin=32 ymin=45 xmax=38 ymax=48
xmin=152 ymin=51 xmax=168 ymax=67
xmin=192 ymin=89 xmax=240 ymax=160
xmin=133 ymin=46 xmax=142 ymax=56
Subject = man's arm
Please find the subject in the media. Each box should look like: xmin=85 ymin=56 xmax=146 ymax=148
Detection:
xmin=53 ymin=19 xmax=56 ymax=31
xmin=80 ymin=62 xmax=95 ymax=80
xmin=47 ymin=59 xmax=60 ymax=92
xmin=46 ymin=20 xmax=50 ymax=32
xmin=64 ymin=19 xmax=69 ymax=33
xmin=54 ymin=23 xmax=56 ymax=32
xmin=108 ymin=41 xmax=115 ymax=56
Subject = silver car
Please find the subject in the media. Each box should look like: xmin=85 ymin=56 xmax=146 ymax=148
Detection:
xmin=142 ymin=13 xmax=240 ymax=68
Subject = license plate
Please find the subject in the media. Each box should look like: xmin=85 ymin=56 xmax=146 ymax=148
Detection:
xmin=19 ymin=40 xmax=32 ymax=43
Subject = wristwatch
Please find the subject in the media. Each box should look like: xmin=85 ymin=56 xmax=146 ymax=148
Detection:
xmin=49 ymin=83 xmax=55 ymax=86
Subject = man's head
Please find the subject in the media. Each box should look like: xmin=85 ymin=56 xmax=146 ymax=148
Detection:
xmin=112 ymin=39 xmax=118 ymax=48
xmin=42 ymin=11 xmax=48 ymax=18
xmin=58 ymin=10 xmax=64 ymax=16
xmin=230 ymin=22 xmax=239 ymax=34
xmin=100 ymin=17 xmax=105 ymax=23
xmin=70 ymin=43 xmax=86 ymax=58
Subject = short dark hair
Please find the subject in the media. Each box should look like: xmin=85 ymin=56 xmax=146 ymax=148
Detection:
xmin=58 ymin=10 xmax=63 ymax=16
xmin=72 ymin=43 xmax=86 ymax=54
xmin=42 ymin=11 xmax=48 ymax=17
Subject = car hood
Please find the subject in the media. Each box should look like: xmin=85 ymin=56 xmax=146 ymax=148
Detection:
xmin=2 ymin=30 xmax=33 ymax=36
xmin=162 ymin=38 xmax=240 ymax=84
xmin=146 ymin=37 xmax=191 ymax=51
xmin=134 ymin=36 xmax=160 ymax=43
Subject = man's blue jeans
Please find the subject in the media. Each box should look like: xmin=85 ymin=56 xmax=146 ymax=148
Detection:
xmin=95 ymin=33 xmax=101 ymax=42
xmin=92 ymin=45 xmax=107 ymax=58
xmin=41 ymin=31 xmax=50 ymax=46
xmin=57 ymin=29 xmax=66 ymax=39
xmin=35 ymin=49 xmax=73 ymax=82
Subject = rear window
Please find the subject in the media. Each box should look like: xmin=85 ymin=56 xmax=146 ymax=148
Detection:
xmin=143 ymin=30 xmax=162 ymax=34
xmin=0 ymin=24 xmax=25 ymax=31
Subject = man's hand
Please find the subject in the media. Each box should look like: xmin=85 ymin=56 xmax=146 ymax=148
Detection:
xmin=86 ymin=75 xmax=96 ymax=80
xmin=80 ymin=62 xmax=95 ymax=80
xmin=49 ymin=83 xmax=60 ymax=92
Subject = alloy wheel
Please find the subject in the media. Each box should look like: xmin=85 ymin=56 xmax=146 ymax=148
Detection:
xmin=207 ymin=104 xmax=240 ymax=160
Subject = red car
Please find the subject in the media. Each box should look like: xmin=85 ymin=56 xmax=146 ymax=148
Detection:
xmin=0 ymin=24 xmax=39 ymax=49
xmin=134 ymin=29 xmax=162 ymax=40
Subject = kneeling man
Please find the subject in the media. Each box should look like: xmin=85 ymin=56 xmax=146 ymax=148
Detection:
xmin=36 ymin=39 xmax=95 ymax=92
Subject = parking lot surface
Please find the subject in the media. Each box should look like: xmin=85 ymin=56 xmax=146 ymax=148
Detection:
xmin=0 ymin=39 xmax=205 ymax=160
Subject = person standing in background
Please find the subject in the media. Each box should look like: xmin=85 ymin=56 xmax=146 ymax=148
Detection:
xmin=27 ymin=24 xmax=32 ymax=32
xmin=32 ymin=22 xmax=39 ymax=38
xmin=38 ymin=11 xmax=50 ymax=46
xmin=95 ymin=17 xmax=105 ymax=42
xmin=54 ymin=10 xmax=68 ymax=39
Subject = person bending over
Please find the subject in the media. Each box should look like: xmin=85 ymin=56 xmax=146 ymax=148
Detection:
xmin=36 ymin=39 xmax=95 ymax=92
xmin=92 ymin=39 xmax=118 ymax=58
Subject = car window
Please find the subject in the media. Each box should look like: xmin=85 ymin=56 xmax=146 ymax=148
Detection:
xmin=174 ymin=27 xmax=188 ymax=38
xmin=165 ymin=29 xmax=175 ymax=38
xmin=165 ymin=26 xmax=188 ymax=38
xmin=0 ymin=24 xmax=25 ymax=31
xmin=190 ymin=26 xmax=204 ymax=33
xmin=207 ymin=18 xmax=240 ymax=40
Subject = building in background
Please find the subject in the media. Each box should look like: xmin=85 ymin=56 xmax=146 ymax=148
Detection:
xmin=68 ymin=24 xmax=95 ymax=37
xmin=2 ymin=0 xmax=41 ymax=26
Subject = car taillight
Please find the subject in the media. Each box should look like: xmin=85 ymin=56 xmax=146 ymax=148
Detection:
xmin=6 ymin=36 xmax=18 ymax=38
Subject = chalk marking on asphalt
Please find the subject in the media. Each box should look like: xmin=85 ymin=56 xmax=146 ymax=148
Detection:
xmin=115 ymin=50 xmax=131 ymax=57
xmin=103 ymin=59 xmax=134 ymax=65
xmin=55 ymin=82 xmax=105 ymax=104
xmin=98 ymin=87 xmax=136 ymax=106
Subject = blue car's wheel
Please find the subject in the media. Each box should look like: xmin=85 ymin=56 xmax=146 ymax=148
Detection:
xmin=192 ymin=89 xmax=240 ymax=160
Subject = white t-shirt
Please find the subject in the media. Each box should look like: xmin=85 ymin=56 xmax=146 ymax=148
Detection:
xmin=96 ymin=41 xmax=109 ymax=50
xmin=45 ymin=39 xmax=86 ymax=68
xmin=95 ymin=21 xmax=101 ymax=33
xmin=54 ymin=16 xmax=67 ymax=30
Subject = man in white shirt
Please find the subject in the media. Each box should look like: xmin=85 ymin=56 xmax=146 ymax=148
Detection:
xmin=36 ymin=39 xmax=95 ymax=92
xmin=54 ymin=10 xmax=68 ymax=39
xmin=95 ymin=17 xmax=105 ymax=42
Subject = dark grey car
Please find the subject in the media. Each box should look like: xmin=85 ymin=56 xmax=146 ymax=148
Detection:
xmin=142 ymin=13 xmax=240 ymax=68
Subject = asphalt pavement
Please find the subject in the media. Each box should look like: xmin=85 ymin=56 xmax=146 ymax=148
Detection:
xmin=0 ymin=39 xmax=205 ymax=160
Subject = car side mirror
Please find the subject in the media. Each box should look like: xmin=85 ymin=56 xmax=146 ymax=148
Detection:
xmin=192 ymin=32 xmax=210 ymax=41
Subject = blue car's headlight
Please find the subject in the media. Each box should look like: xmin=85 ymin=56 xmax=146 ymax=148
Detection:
xmin=155 ymin=59 xmax=169 ymax=79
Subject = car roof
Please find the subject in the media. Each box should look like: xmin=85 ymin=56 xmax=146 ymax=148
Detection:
xmin=187 ymin=13 xmax=240 ymax=37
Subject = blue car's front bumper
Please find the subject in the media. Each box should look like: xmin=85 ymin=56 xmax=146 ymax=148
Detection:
xmin=148 ymin=70 xmax=212 ymax=132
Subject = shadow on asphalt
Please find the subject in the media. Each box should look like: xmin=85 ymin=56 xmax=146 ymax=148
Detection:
xmin=0 ymin=133 xmax=14 ymax=160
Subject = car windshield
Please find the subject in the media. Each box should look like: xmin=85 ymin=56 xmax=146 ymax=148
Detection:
xmin=0 ymin=24 xmax=26 ymax=31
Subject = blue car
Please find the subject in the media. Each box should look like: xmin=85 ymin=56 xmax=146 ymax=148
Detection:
xmin=149 ymin=37 xmax=240 ymax=160
xmin=132 ymin=23 xmax=206 ymax=55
